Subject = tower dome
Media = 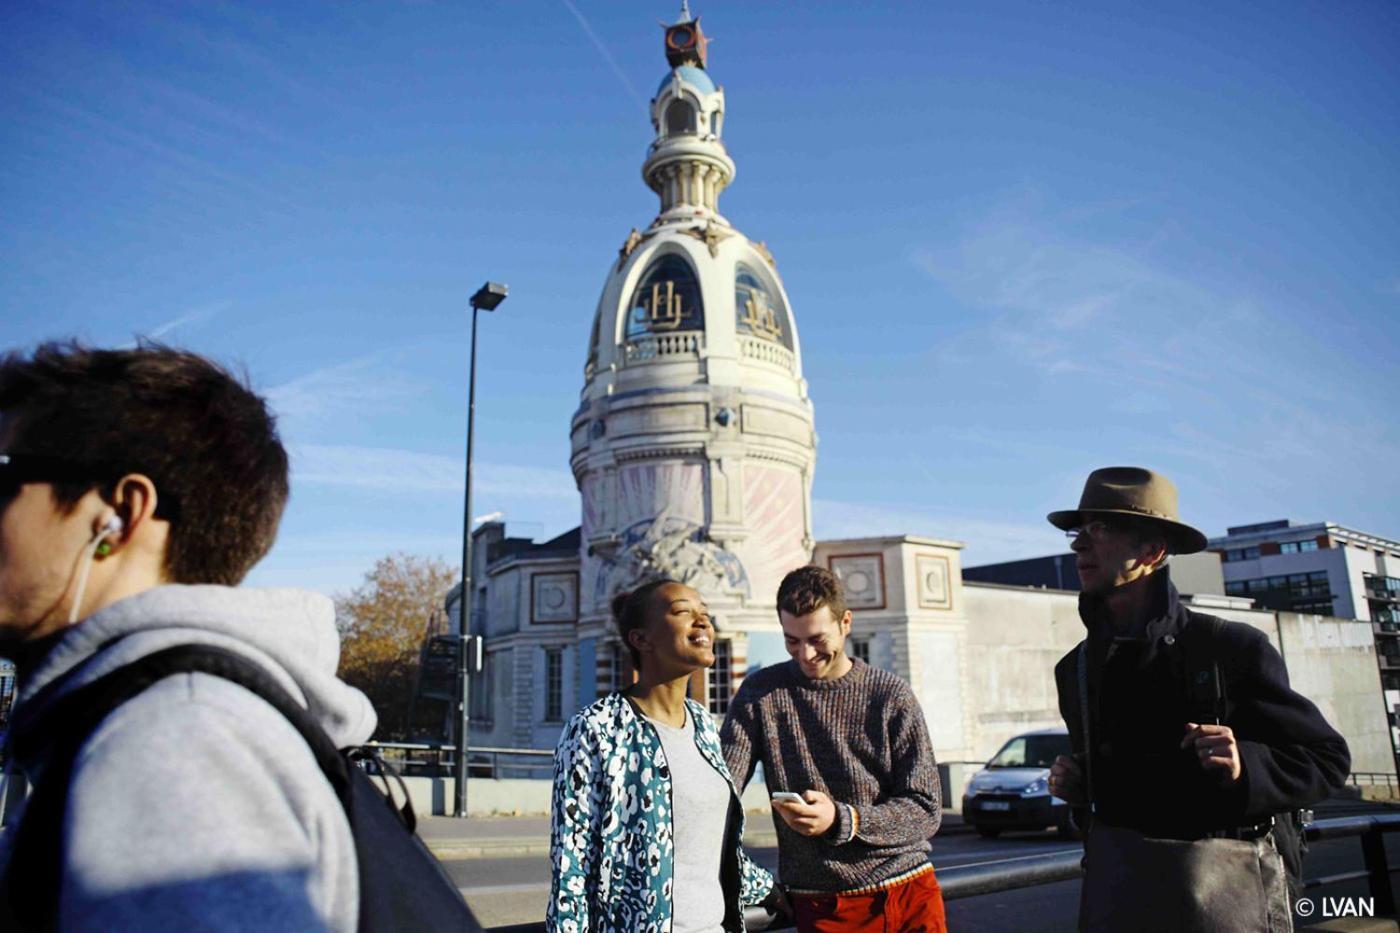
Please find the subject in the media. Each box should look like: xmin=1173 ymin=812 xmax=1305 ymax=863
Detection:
xmin=572 ymin=4 xmax=817 ymax=635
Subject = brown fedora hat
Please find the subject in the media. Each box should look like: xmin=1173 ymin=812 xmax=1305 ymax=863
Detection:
xmin=1047 ymin=466 xmax=1207 ymax=554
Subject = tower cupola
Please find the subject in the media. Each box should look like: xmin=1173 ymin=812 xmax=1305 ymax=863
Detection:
xmin=572 ymin=4 xmax=816 ymax=643
xmin=645 ymin=3 xmax=734 ymax=221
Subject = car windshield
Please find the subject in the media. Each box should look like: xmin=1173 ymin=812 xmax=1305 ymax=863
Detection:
xmin=987 ymin=734 xmax=1069 ymax=769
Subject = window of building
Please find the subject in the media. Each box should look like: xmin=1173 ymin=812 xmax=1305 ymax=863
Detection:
xmin=1280 ymin=542 xmax=1299 ymax=554
xmin=734 ymin=264 xmax=794 ymax=349
xmin=707 ymin=640 xmax=732 ymax=716
xmin=585 ymin=309 xmax=602 ymax=378
xmin=544 ymin=648 xmax=564 ymax=723
xmin=849 ymin=636 xmax=871 ymax=665
xmin=469 ymin=651 xmax=493 ymax=725
xmin=610 ymin=641 xmax=632 ymax=692
xmin=626 ymin=255 xmax=704 ymax=338
xmin=1299 ymin=540 xmax=1319 ymax=552
xmin=1231 ymin=572 xmax=1333 ymax=612
xmin=665 ymin=99 xmax=697 ymax=135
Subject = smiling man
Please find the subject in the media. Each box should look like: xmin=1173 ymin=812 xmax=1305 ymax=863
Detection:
xmin=1047 ymin=466 xmax=1350 ymax=931
xmin=721 ymin=565 xmax=944 ymax=932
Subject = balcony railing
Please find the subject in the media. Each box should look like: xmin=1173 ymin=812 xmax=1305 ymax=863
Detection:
xmin=623 ymin=331 xmax=705 ymax=366
xmin=738 ymin=335 xmax=796 ymax=373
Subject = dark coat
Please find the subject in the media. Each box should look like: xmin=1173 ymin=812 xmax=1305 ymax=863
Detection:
xmin=1054 ymin=570 xmax=1351 ymax=839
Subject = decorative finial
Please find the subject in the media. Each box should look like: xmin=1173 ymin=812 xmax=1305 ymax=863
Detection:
xmin=679 ymin=0 xmax=692 ymax=23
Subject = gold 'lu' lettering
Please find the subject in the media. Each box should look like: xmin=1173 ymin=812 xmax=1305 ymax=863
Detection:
xmin=645 ymin=280 xmax=684 ymax=330
xmin=740 ymin=291 xmax=783 ymax=342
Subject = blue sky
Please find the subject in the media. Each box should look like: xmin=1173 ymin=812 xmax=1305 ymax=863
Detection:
xmin=3 ymin=1 xmax=1397 ymax=596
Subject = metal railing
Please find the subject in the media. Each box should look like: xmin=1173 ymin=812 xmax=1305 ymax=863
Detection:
xmin=484 ymin=813 xmax=1400 ymax=933
xmin=1350 ymin=772 xmax=1400 ymax=789
xmin=366 ymin=742 xmax=553 ymax=780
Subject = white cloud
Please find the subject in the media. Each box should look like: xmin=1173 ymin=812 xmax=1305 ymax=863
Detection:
xmin=559 ymin=0 xmax=647 ymax=111
xmin=291 ymin=443 xmax=577 ymax=500
xmin=142 ymin=301 xmax=229 ymax=340
xmin=266 ymin=355 xmax=427 ymax=421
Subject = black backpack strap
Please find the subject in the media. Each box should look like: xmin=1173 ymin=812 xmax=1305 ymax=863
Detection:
xmin=1182 ymin=614 xmax=1227 ymax=726
xmin=5 ymin=645 xmax=352 ymax=931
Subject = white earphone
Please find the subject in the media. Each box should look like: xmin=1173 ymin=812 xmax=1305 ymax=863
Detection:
xmin=69 ymin=513 xmax=125 ymax=625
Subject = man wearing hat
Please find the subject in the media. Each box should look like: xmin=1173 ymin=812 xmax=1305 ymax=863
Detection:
xmin=1046 ymin=467 xmax=1349 ymax=932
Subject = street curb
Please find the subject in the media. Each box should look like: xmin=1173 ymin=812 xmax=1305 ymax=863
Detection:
xmin=428 ymin=834 xmax=783 ymax=861
xmin=428 ymin=825 xmax=972 ymax=860
xmin=427 ymin=841 xmax=553 ymax=860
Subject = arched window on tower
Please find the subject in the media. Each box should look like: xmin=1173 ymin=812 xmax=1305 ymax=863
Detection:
xmin=584 ymin=308 xmax=601 ymax=378
xmin=665 ymin=99 xmax=697 ymax=135
xmin=735 ymin=264 xmax=793 ymax=349
xmin=627 ymin=254 xmax=704 ymax=338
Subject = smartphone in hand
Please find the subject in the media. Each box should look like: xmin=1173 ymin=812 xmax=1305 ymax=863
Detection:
xmin=770 ymin=791 xmax=805 ymax=804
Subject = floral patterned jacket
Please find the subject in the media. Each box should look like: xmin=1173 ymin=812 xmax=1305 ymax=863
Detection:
xmin=547 ymin=692 xmax=774 ymax=933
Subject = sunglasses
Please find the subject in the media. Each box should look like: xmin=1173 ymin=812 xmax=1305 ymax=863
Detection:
xmin=0 ymin=452 xmax=180 ymax=520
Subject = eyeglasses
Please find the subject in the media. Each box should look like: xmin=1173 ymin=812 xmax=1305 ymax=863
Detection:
xmin=1063 ymin=520 xmax=1123 ymax=541
xmin=0 ymin=452 xmax=180 ymax=520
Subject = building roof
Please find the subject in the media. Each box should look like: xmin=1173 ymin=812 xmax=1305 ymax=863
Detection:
xmin=486 ymin=526 xmax=581 ymax=568
xmin=1210 ymin=519 xmax=1400 ymax=551
xmin=657 ymin=65 xmax=716 ymax=97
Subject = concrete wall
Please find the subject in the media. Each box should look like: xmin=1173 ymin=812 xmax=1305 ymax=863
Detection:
xmin=957 ymin=582 xmax=1395 ymax=781
xmin=1169 ymin=551 xmax=1225 ymax=597
xmin=1275 ymin=612 xmax=1393 ymax=774
xmin=960 ymin=583 xmax=1084 ymax=762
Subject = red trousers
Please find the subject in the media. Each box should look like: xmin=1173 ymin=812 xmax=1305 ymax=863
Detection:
xmin=791 ymin=868 xmax=947 ymax=933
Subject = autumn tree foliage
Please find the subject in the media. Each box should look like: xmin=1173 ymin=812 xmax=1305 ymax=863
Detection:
xmin=335 ymin=553 xmax=456 ymax=741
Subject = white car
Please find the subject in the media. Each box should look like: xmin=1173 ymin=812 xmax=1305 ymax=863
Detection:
xmin=961 ymin=727 xmax=1076 ymax=839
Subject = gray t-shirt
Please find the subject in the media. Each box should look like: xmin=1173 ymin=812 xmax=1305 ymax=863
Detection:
xmin=644 ymin=710 xmax=731 ymax=933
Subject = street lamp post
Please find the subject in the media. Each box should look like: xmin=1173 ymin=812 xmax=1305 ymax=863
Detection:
xmin=456 ymin=280 xmax=508 ymax=819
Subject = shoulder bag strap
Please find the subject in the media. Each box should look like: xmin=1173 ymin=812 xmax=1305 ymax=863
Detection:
xmin=1182 ymin=614 xmax=1227 ymax=726
xmin=1076 ymin=642 xmax=1094 ymax=805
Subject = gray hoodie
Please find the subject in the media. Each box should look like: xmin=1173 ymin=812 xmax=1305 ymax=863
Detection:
xmin=0 ymin=585 xmax=377 ymax=932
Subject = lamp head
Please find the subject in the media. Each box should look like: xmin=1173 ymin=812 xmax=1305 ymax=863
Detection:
xmin=470 ymin=282 xmax=509 ymax=312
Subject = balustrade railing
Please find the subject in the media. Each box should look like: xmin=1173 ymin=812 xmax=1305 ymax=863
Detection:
xmin=623 ymin=331 xmax=704 ymax=365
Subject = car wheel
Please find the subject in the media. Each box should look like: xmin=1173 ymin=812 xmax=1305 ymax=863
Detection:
xmin=976 ymin=825 xmax=1001 ymax=839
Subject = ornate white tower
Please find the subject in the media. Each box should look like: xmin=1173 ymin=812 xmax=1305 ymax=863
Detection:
xmin=572 ymin=4 xmax=817 ymax=672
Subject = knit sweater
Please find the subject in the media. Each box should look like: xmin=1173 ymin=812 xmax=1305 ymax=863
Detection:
xmin=720 ymin=658 xmax=941 ymax=892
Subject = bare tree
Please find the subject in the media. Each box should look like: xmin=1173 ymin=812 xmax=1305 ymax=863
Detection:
xmin=335 ymin=554 xmax=455 ymax=741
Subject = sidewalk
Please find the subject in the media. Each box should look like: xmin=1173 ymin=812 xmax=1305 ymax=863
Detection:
xmin=420 ymin=794 xmax=1397 ymax=861
xmin=420 ymin=811 xmax=972 ymax=860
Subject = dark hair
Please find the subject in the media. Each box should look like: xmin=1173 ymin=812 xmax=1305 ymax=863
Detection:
xmin=777 ymin=565 xmax=848 ymax=621
xmin=0 ymin=341 xmax=289 ymax=585
xmin=611 ymin=578 xmax=681 ymax=668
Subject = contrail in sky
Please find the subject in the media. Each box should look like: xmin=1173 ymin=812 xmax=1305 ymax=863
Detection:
xmin=559 ymin=0 xmax=648 ymax=111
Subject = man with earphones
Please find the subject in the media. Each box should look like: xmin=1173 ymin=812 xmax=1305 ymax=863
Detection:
xmin=0 ymin=342 xmax=377 ymax=931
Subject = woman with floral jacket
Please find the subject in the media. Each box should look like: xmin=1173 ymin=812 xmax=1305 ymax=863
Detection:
xmin=547 ymin=579 xmax=782 ymax=933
